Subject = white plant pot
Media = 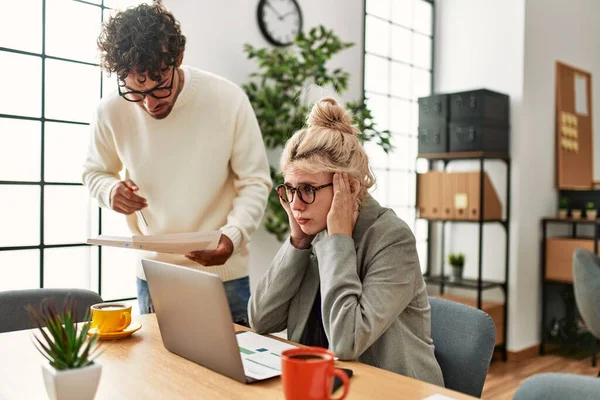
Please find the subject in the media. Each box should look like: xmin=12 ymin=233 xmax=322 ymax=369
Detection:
xmin=42 ymin=362 xmax=102 ymax=400
xmin=572 ymin=210 xmax=582 ymax=219
xmin=587 ymin=210 xmax=597 ymax=220
xmin=558 ymin=209 xmax=568 ymax=219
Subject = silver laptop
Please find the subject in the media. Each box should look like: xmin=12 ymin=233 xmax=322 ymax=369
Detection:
xmin=141 ymin=259 xmax=295 ymax=383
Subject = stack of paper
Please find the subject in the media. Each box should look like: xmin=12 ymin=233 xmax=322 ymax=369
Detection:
xmin=87 ymin=231 xmax=221 ymax=255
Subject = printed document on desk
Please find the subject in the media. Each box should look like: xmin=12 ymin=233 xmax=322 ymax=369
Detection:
xmin=236 ymin=331 xmax=297 ymax=380
xmin=87 ymin=231 xmax=221 ymax=254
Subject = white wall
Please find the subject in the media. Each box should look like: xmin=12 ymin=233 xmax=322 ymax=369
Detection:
xmin=516 ymin=0 xmax=600 ymax=349
xmin=435 ymin=0 xmax=600 ymax=351
xmin=433 ymin=0 xmax=525 ymax=350
xmin=164 ymin=0 xmax=365 ymax=290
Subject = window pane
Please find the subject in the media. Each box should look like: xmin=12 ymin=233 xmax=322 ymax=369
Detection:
xmin=391 ymin=25 xmax=411 ymax=64
xmin=415 ymin=219 xmax=429 ymax=241
xmin=0 ymin=118 xmax=41 ymax=182
xmin=0 ymin=250 xmax=39 ymax=291
xmin=389 ymin=98 xmax=411 ymax=134
xmin=389 ymin=170 xmax=413 ymax=206
xmin=371 ymin=168 xmax=388 ymax=205
xmin=0 ymin=185 xmax=40 ymax=247
xmin=0 ymin=0 xmax=42 ymax=53
xmin=389 ymin=134 xmax=414 ymax=170
xmin=45 ymin=186 xmax=90 ymax=245
xmin=414 ymin=0 xmax=433 ymax=36
xmin=45 ymin=122 xmax=90 ymax=183
xmin=413 ymin=68 xmax=431 ymax=99
xmin=410 ymin=101 xmax=419 ymax=135
xmin=364 ymin=140 xmax=388 ymax=170
xmin=104 ymin=0 xmax=147 ymax=10
xmin=0 ymin=52 xmax=41 ymax=118
xmin=45 ymin=59 xmax=100 ymax=123
xmin=366 ymin=0 xmax=390 ymax=19
xmin=366 ymin=93 xmax=390 ymax=132
xmin=44 ymin=247 xmax=91 ymax=290
xmin=101 ymin=247 xmax=138 ymax=301
xmin=390 ymin=62 xmax=411 ymax=99
xmin=365 ymin=16 xmax=390 ymax=57
xmin=413 ymin=34 xmax=432 ymax=70
xmin=364 ymin=54 xmax=389 ymax=94
xmin=391 ymin=0 xmax=414 ymax=29
xmin=46 ymin=0 xmax=102 ymax=64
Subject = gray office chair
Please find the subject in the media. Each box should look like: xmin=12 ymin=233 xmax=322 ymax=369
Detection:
xmin=514 ymin=373 xmax=600 ymax=400
xmin=429 ymin=296 xmax=496 ymax=398
xmin=0 ymin=288 xmax=103 ymax=333
xmin=573 ymin=248 xmax=600 ymax=376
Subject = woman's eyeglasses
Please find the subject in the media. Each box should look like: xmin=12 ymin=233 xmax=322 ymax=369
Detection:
xmin=276 ymin=183 xmax=333 ymax=205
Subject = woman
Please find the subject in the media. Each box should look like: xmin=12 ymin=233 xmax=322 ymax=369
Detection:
xmin=248 ymin=97 xmax=444 ymax=386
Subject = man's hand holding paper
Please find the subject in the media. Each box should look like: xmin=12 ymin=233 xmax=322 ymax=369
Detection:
xmin=186 ymin=234 xmax=234 ymax=266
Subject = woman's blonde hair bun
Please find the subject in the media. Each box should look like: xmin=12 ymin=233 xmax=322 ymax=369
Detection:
xmin=306 ymin=97 xmax=359 ymax=136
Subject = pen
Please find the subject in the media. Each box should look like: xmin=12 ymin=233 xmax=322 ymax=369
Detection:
xmin=137 ymin=210 xmax=148 ymax=227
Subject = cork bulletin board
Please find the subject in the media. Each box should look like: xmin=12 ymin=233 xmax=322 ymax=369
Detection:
xmin=556 ymin=61 xmax=594 ymax=189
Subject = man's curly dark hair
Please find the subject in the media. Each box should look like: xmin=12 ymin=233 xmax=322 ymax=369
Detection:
xmin=97 ymin=3 xmax=186 ymax=82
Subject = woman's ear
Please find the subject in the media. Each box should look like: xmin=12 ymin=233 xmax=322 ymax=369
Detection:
xmin=349 ymin=176 xmax=361 ymax=196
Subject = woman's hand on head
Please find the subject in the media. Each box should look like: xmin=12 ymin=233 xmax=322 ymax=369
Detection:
xmin=327 ymin=172 xmax=359 ymax=237
xmin=281 ymin=197 xmax=315 ymax=249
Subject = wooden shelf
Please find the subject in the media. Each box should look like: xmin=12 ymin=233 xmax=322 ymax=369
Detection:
xmin=436 ymin=294 xmax=505 ymax=346
xmin=543 ymin=217 xmax=600 ymax=224
xmin=417 ymin=151 xmax=510 ymax=161
xmin=425 ymin=275 xmax=505 ymax=290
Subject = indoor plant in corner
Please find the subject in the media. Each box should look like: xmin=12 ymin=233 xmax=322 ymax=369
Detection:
xmin=28 ymin=299 xmax=102 ymax=400
xmin=448 ymin=253 xmax=465 ymax=282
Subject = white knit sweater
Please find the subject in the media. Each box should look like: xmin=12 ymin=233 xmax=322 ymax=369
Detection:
xmin=82 ymin=66 xmax=272 ymax=281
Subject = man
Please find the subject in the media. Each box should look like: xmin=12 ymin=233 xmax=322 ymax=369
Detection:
xmin=82 ymin=3 xmax=271 ymax=325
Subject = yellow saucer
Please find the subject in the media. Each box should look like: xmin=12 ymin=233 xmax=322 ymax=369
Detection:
xmin=88 ymin=321 xmax=142 ymax=340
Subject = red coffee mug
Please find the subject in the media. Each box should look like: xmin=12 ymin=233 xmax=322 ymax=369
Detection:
xmin=281 ymin=347 xmax=350 ymax=400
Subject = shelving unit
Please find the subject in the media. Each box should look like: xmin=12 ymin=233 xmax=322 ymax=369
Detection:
xmin=417 ymin=151 xmax=511 ymax=360
xmin=540 ymin=217 xmax=599 ymax=366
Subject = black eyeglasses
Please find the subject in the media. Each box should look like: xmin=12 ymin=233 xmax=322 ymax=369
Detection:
xmin=117 ymin=67 xmax=176 ymax=102
xmin=276 ymin=183 xmax=333 ymax=205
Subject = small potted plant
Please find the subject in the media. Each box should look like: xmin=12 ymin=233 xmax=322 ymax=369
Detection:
xmin=571 ymin=206 xmax=582 ymax=219
xmin=448 ymin=253 xmax=465 ymax=282
xmin=558 ymin=197 xmax=568 ymax=219
xmin=586 ymin=201 xmax=597 ymax=220
xmin=28 ymin=299 xmax=102 ymax=400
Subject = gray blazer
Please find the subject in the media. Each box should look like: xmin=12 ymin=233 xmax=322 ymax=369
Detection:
xmin=249 ymin=195 xmax=444 ymax=386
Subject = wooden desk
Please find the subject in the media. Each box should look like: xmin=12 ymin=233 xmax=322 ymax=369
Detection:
xmin=0 ymin=314 xmax=474 ymax=399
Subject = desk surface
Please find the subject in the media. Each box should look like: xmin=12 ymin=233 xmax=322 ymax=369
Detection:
xmin=0 ymin=314 xmax=474 ymax=399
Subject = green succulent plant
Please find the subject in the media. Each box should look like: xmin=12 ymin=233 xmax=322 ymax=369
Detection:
xmin=27 ymin=298 xmax=101 ymax=370
xmin=448 ymin=253 xmax=465 ymax=268
xmin=559 ymin=197 xmax=568 ymax=209
xmin=243 ymin=25 xmax=392 ymax=241
xmin=587 ymin=201 xmax=595 ymax=210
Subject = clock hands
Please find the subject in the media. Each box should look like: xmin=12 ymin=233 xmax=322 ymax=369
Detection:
xmin=265 ymin=1 xmax=283 ymax=19
xmin=265 ymin=0 xmax=296 ymax=21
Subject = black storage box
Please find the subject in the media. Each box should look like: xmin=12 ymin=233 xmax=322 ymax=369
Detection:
xmin=418 ymin=122 xmax=448 ymax=154
xmin=450 ymin=89 xmax=509 ymax=123
xmin=449 ymin=121 xmax=509 ymax=153
xmin=418 ymin=94 xmax=449 ymax=127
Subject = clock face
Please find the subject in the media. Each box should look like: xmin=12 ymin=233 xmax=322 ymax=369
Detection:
xmin=257 ymin=0 xmax=303 ymax=47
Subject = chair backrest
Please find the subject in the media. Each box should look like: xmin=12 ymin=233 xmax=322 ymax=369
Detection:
xmin=514 ymin=372 xmax=600 ymax=400
xmin=429 ymin=296 xmax=496 ymax=398
xmin=573 ymin=249 xmax=600 ymax=339
xmin=0 ymin=288 xmax=103 ymax=333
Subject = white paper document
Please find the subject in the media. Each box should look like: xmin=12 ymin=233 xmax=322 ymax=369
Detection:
xmin=575 ymin=73 xmax=588 ymax=116
xmin=87 ymin=231 xmax=221 ymax=255
xmin=236 ymin=331 xmax=297 ymax=380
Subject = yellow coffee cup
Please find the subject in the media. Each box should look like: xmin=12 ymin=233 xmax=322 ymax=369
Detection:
xmin=90 ymin=303 xmax=132 ymax=334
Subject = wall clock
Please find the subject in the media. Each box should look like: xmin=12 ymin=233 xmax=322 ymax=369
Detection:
xmin=257 ymin=0 xmax=303 ymax=47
